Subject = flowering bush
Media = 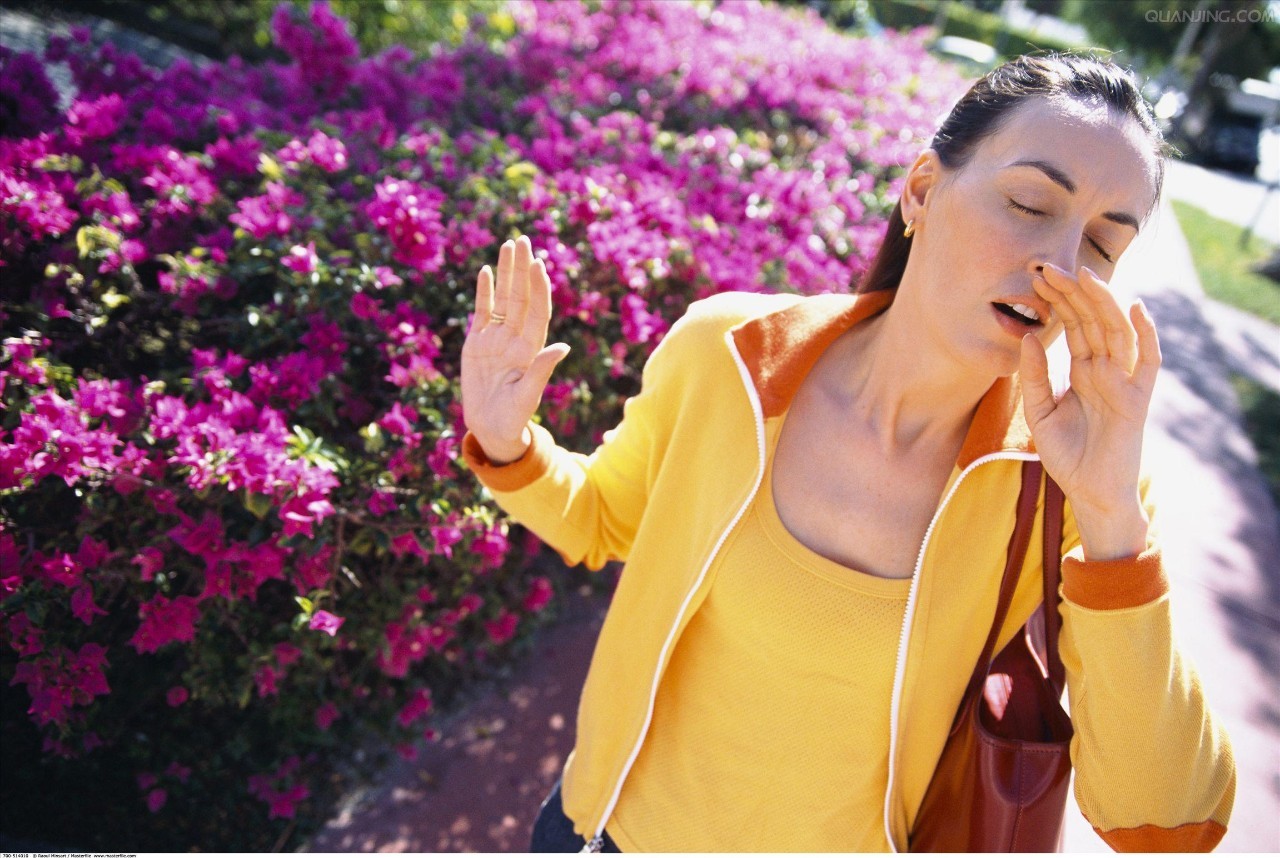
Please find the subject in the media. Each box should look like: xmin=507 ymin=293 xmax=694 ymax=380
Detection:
xmin=0 ymin=0 xmax=966 ymax=848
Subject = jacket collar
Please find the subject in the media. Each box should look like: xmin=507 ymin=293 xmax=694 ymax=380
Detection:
xmin=728 ymin=290 xmax=1035 ymax=469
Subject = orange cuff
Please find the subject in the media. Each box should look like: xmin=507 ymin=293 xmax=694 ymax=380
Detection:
xmin=461 ymin=422 xmax=555 ymax=493
xmin=1061 ymin=546 xmax=1168 ymax=610
xmin=1096 ymin=819 xmax=1226 ymax=852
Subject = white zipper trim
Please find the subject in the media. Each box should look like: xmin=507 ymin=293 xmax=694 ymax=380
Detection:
xmin=587 ymin=330 xmax=768 ymax=843
xmin=882 ymin=450 xmax=1039 ymax=852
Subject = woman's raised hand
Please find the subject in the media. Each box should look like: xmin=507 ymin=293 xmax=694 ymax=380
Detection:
xmin=461 ymin=236 xmax=570 ymax=465
xmin=1019 ymin=262 xmax=1161 ymax=560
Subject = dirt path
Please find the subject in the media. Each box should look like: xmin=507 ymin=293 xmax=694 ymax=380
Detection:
xmin=305 ymin=588 xmax=608 ymax=852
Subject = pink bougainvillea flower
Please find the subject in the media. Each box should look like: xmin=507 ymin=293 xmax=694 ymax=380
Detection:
xmin=132 ymin=547 xmax=164 ymax=582
xmin=146 ymin=788 xmax=167 ymax=813
xmin=523 ymin=577 xmax=554 ymax=614
xmin=314 ymin=701 xmax=340 ymax=731
xmin=274 ymin=643 xmax=302 ymax=667
xmin=165 ymin=761 xmax=192 ymax=783
xmin=366 ymin=489 xmax=397 ymax=517
xmin=130 ymin=595 xmax=200 ymax=654
xmin=282 ymin=241 xmax=318 ymax=274
xmin=166 ymin=686 xmax=188 ymax=707
xmin=70 ymin=584 xmax=107 ymax=625
xmin=308 ymin=610 xmax=344 ymax=636
xmin=484 ymin=610 xmax=519 ymax=646
xmin=389 ymin=531 xmax=430 ymax=561
xmin=254 ymin=663 xmax=283 ymax=698
xmin=396 ymin=687 xmax=433 ymax=728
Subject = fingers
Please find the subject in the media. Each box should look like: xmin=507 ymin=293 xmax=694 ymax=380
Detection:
xmin=1042 ymin=263 xmax=1108 ymax=359
xmin=525 ymin=256 xmax=553 ymax=350
xmin=1131 ymin=300 xmax=1162 ymax=393
xmin=506 ymin=236 xmax=534 ymax=332
xmin=493 ymin=239 xmax=515 ymax=322
xmin=1037 ymin=264 xmax=1138 ymax=373
xmin=1032 ymin=271 xmax=1089 ymax=358
xmin=471 ymin=265 xmax=494 ymax=334
xmin=1079 ymin=267 xmax=1138 ymax=373
xmin=517 ymin=343 xmax=571 ymax=401
xmin=1019 ymin=333 xmax=1056 ymax=427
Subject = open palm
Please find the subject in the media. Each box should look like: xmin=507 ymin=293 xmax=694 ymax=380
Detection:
xmin=461 ymin=236 xmax=570 ymax=464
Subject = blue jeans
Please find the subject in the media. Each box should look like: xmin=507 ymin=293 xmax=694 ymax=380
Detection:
xmin=530 ymin=780 xmax=622 ymax=852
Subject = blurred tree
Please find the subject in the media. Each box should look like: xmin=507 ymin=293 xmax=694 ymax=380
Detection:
xmin=11 ymin=0 xmax=510 ymax=61
xmin=1057 ymin=0 xmax=1278 ymax=79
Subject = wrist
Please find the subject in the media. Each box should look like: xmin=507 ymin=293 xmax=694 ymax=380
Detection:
xmin=475 ymin=426 xmax=532 ymax=466
xmin=1069 ymin=492 xmax=1149 ymax=561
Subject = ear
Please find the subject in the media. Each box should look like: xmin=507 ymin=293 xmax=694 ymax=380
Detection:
xmin=900 ymin=149 xmax=943 ymax=227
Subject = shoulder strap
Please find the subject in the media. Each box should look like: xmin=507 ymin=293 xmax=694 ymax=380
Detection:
xmin=952 ymin=460 xmax=1042 ymax=733
xmin=1042 ymin=476 xmax=1066 ymax=693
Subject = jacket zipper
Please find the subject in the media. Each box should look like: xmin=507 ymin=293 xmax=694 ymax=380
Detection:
xmin=581 ymin=331 xmax=769 ymax=850
xmin=881 ymin=450 xmax=1038 ymax=852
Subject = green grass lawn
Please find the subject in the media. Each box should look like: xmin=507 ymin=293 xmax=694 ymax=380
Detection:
xmin=1171 ymin=199 xmax=1280 ymax=326
xmin=1230 ymin=373 xmax=1280 ymax=509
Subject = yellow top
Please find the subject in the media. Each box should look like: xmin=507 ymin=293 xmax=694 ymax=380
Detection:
xmin=608 ymin=436 xmax=911 ymax=851
xmin=463 ymin=290 xmax=1235 ymax=851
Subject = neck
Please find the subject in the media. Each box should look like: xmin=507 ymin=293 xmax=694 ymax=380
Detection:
xmin=827 ymin=304 xmax=996 ymax=456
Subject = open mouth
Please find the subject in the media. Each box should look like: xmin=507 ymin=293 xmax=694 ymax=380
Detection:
xmin=993 ymin=302 xmax=1042 ymax=327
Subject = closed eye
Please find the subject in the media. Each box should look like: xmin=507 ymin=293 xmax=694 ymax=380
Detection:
xmin=1009 ymin=199 xmax=1115 ymax=262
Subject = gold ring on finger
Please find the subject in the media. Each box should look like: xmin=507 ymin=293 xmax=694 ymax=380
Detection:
xmin=490 ymin=313 xmax=507 ymax=324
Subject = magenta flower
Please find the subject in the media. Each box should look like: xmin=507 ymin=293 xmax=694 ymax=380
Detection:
xmin=166 ymin=686 xmax=189 ymax=707
xmin=484 ymin=611 xmax=519 ymax=646
xmin=254 ymin=664 xmax=283 ymax=698
xmin=70 ymin=584 xmax=107 ymax=625
xmin=130 ymin=595 xmax=200 ymax=654
xmin=523 ymin=577 xmax=554 ymax=614
xmin=364 ymin=178 xmax=447 ymax=272
xmin=396 ymin=687 xmax=433 ymax=727
xmin=314 ymin=701 xmax=340 ymax=731
xmin=308 ymin=610 xmax=344 ymax=636
xmin=229 ymin=181 xmax=304 ymax=240
xmin=282 ymin=241 xmax=318 ymax=274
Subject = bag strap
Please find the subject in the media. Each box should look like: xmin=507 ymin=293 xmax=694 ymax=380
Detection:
xmin=1041 ymin=476 xmax=1066 ymax=694
xmin=951 ymin=461 xmax=1042 ymax=734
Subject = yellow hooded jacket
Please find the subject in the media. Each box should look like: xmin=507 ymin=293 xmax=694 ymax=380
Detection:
xmin=462 ymin=289 xmax=1235 ymax=851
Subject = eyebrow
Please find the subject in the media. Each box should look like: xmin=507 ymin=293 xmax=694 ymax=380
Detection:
xmin=1007 ymin=159 xmax=1140 ymax=231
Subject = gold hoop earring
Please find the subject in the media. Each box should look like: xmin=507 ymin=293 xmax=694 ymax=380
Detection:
xmin=903 ymin=219 xmax=916 ymax=239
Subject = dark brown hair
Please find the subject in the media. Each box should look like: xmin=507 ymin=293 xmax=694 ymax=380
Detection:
xmin=857 ymin=53 xmax=1170 ymax=294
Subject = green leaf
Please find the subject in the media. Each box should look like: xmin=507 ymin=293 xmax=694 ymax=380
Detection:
xmin=243 ymin=490 xmax=272 ymax=520
xmin=294 ymin=595 xmax=314 ymax=615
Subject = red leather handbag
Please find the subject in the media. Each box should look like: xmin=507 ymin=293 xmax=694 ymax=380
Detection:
xmin=909 ymin=462 xmax=1071 ymax=852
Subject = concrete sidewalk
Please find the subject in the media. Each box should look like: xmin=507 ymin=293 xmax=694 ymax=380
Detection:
xmin=308 ymin=191 xmax=1280 ymax=853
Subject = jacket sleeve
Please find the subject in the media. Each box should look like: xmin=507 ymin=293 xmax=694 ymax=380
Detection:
xmin=1057 ymin=477 xmax=1236 ymax=851
xmin=460 ymin=307 xmax=697 ymax=571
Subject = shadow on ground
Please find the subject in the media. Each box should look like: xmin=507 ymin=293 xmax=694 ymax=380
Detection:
xmin=305 ymin=588 xmax=609 ymax=852
xmin=1141 ymin=290 xmax=1280 ymax=717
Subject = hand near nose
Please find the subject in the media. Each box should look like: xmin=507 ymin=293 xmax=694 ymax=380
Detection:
xmin=461 ymin=236 xmax=571 ymax=465
xmin=1019 ymin=263 xmax=1161 ymax=560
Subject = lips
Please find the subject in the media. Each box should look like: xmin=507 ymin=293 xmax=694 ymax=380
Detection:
xmin=993 ymin=301 xmax=1042 ymax=326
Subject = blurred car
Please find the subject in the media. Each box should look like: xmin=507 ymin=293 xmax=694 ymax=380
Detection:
xmin=929 ymin=35 xmax=999 ymax=75
xmin=1179 ymin=74 xmax=1280 ymax=175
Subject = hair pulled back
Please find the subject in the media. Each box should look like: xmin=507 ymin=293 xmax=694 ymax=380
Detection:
xmin=857 ymin=53 xmax=1170 ymax=294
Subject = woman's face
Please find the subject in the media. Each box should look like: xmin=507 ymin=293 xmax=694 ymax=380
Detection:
xmin=899 ymin=96 xmax=1160 ymax=378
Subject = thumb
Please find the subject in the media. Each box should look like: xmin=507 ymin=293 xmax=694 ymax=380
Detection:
xmin=517 ymin=343 xmax=571 ymax=400
xmin=1019 ymin=334 xmax=1055 ymax=428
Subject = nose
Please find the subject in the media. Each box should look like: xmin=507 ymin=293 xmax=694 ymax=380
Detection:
xmin=1031 ymin=231 xmax=1084 ymax=278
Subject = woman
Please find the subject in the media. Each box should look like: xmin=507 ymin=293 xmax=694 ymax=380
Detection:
xmin=459 ymin=54 xmax=1235 ymax=852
